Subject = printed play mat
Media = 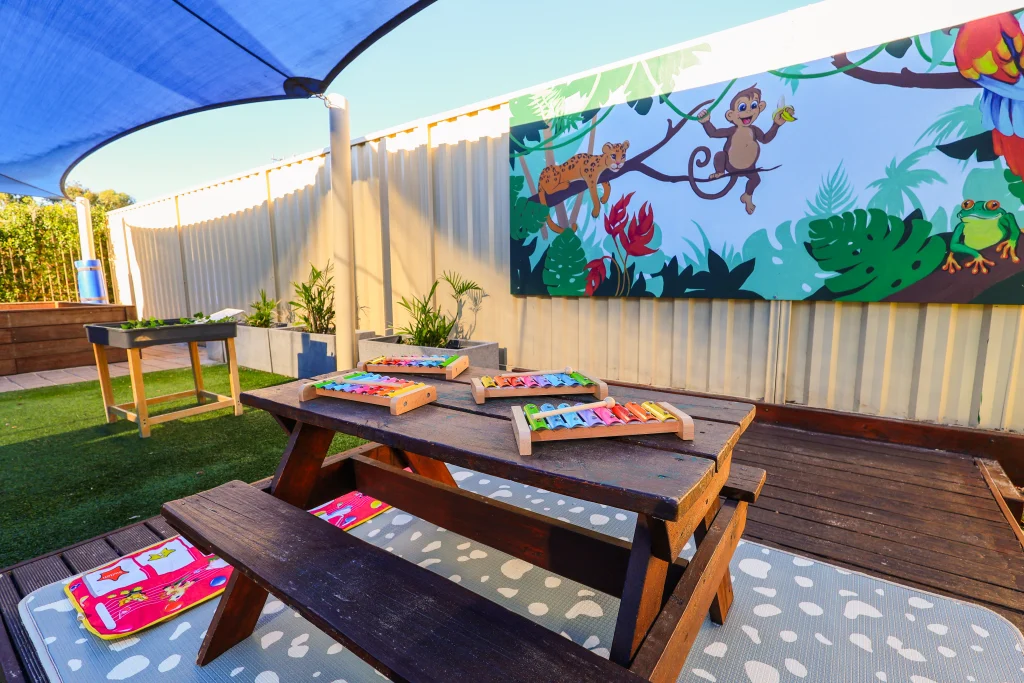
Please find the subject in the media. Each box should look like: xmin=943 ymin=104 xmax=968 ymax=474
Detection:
xmin=21 ymin=467 xmax=1024 ymax=682
xmin=60 ymin=490 xmax=390 ymax=640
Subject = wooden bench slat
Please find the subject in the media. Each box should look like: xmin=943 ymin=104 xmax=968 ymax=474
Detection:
xmin=721 ymin=463 xmax=765 ymax=503
xmin=163 ymin=481 xmax=643 ymax=683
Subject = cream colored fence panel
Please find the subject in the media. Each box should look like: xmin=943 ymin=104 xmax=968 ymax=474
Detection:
xmin=351 ymin=140 xmax=386 ymax=333
xmin=781 ymin=301 xmax=1024 ymax=430
xmin=126 ymin=225 xmax=188 ymax=319
xmin=178 ymin=171 xmax=275 ymax=316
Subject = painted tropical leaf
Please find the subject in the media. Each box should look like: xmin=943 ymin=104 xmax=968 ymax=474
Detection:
xmin=774 ymin=63 xmax=808 ymax=95
xmin=510 ymin=234 xmax=546 ymax=295
xmin=885 ymin=37 xmax=913 ymax=59
xmin=806 ymin=163 xmax=857 ymax=218
xmin=918 ymin=96 xmax=983 ymax=147
xmin=742 ymin=218 xmax=827 ymax=299
xmin=1006 ymin=169 xmax=1024 ymax=204
xmin=655 ymin=256 xmax=695 ymax=297
xmin=866 ymin=148 xmax=945 ymax=216
xmin=924 ymin=30 xmax=955 ymax=72
xmin=806 ymin=208 xmax=946 ymax=300
xmin=510 ymin=176 xmax=549 ymax=240
xmin=686 ymin=251 xmax=760 ymax=299
xmin=543 ymin=229 xmax=588 ymax=296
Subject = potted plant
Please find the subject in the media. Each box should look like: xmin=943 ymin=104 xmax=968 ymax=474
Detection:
xmin=267 ymin=261 xmax=338 ymax=378
xmin=224 ymin=289 xmax=279 ymax=372
xmin=358 ymin=271 xmax=499 ymax=368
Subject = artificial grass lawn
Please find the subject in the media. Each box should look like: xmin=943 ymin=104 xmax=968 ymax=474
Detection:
xmin=0 ymin=365 xmax=362 ymax=568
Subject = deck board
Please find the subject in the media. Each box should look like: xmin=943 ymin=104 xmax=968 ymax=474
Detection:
xmin=2 ymin=423 xmax=1022 ymax=681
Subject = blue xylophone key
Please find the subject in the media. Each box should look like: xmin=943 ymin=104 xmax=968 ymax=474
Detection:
xmin=539 ymin=403 xmax=569 ymax=429
xmin=544 ymin=374 xmax=564 ymax=387
xmin=559 ymin=403 xmax=586 ymax=428
xmin=554 ymin=373 xmax=578 ymax=386
xmin=578 ymin=407 xmax=603 ymax=426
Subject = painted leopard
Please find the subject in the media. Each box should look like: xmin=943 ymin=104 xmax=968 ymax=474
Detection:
xmin=537 ymin=141 xmax=629 ymax=233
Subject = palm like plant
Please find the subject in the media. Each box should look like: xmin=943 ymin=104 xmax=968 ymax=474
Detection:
xmin=867 ymin=148 xmax=945 ymax=217
xmin=289 ymin=262 xmax=335 ymax=335
xmin=393 ymin=271 xmax=482 ymax=348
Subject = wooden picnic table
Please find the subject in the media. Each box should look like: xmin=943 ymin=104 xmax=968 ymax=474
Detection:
xmin=163 ymin=366 xmax=763 ymax=682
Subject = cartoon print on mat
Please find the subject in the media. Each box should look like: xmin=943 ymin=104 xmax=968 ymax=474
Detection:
xmin=66 ymin=490 xmax=391 ymax=639
xmin=510 ymin=8 xmax=1024 ymax=303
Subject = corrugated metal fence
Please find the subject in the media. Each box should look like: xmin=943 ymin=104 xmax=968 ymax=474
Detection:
xmin=106 ymin=106 xmax=1024 ymax=435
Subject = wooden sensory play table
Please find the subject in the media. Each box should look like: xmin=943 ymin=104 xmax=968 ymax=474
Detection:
xmin=163 ymin=366 xmax=765 ymax=682
xmin=85 ymin=320 xmax=242 ymax=438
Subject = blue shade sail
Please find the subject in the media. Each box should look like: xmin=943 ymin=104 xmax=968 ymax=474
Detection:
xmin=0 ymin=0 xmax=434 ymax=198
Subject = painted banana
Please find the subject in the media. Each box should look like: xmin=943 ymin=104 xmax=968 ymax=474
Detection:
xmin=774 ymin=96 xmax=797 ymax=122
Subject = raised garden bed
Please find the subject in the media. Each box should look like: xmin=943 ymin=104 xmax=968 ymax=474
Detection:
xmin=0 ymin=302 xmax=135 ymax=375
xmin=84 ymin=318 xmax=236 ymax=349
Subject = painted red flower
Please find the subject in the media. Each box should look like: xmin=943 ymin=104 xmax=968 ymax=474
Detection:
xmin=604 ymin=192 xmax=633 ymax=238
xmin=585 ymin=258 xmax=608 ymax=295
xmin=621 ymin=201 xmax=656 ymax=257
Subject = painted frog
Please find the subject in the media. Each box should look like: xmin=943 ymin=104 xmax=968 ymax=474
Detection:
xmin=943 ymin=199 xmax=1022 ymax=275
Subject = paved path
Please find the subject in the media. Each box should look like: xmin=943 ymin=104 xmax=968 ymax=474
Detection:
xmin=0 ymin=343 xmax=217 ymax=393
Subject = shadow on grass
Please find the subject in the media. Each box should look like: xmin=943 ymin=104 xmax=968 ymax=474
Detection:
xmin=0 ymin=369 xmax=362 ymax=568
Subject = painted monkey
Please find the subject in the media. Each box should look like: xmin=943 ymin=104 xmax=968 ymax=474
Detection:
xmin=694 ymin=84 xmax=793 ymax=214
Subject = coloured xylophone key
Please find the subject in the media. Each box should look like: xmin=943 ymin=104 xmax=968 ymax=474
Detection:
xmin=510 ymin=397 xmax=694 ymax=455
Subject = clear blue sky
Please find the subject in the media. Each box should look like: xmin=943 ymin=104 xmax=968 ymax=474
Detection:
xmin=70 ymin=0 xmax=817 ymax=202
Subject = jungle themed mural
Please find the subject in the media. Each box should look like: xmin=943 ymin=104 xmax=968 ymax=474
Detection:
xmin=509 ymin=9 xmax=1024 ymax=304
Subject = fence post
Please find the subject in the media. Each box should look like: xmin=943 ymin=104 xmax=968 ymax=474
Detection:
xmin=75 ymin=197 xmax=95 ymax=260
xmin=174 ymin=195 xmax=192 ymax=317
xmin=327 ymin=94 xmax=358 ymax=368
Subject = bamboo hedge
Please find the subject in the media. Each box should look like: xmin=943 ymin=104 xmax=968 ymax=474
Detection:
xmin=0 ymin=198 xmax=116 ymax=303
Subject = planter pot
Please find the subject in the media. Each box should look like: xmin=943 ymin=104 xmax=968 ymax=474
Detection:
xmin=269 ymin=326 xmax=336 ymax=378
xmin=230 ymin=325 xmax=272 ymax=371
xmin=357 ymin=335 xmax=499 ymax=370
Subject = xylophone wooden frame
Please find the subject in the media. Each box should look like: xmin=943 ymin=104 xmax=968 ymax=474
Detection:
xmin=356 ymin=354 xmax=469 ymax=380
xmin=299 ymin=376 xmax=437 ymax=415
xmin=510 ymin=401 xmax=695 ymax=456
xmin=470 ymin=374 xmax=609 ymax=405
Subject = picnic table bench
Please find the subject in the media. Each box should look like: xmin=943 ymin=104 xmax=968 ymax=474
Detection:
xmin=162 ymin=366 xmax=764 ymax=681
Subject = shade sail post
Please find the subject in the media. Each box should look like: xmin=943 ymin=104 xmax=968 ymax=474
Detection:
xmin=75 ymin=197 xmax=95 ymax=261
xmin=327 ymin=94 xmax=358 ymax=368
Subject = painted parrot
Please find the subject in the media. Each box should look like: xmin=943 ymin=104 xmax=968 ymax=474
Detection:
xmin=955 ymin=12 xmax=1024 ymax=175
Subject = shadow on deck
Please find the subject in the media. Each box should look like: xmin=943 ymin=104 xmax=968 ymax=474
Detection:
xmin=2 ymin=422 xmax=1022 ymax=681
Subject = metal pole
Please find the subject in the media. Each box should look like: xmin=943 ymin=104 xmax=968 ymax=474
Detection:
xmin=327 ymin=94 xmax=358 ymax=368
xmin=75 ymin=197 xmax=95 ymax=260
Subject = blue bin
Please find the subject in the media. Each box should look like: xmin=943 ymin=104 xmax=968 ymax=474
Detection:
xmin=74 ymin=259 xmax=108 ymax=304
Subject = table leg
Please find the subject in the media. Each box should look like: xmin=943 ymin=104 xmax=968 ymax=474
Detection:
xmin=188 ymin=342 xmax=205 ymax=404
xmin=610 ymin=515 xmax=670 ymax=665
xmin=126 ymin=348 xmax=150 ymax=438
xmin=400 ymin=450 xmax=458 ymax=487
xmin=195 ymin=422 xmax=334 ymax=665
xmin=694 ymin=497 xmax=734 ymax=624
xmin=225 ymin=338 xmax=243 ymax=416
xmin=92 ymin=344 xmax=117 ymax=424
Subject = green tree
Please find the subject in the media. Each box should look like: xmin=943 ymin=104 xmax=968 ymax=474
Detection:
xmin=0 ymin=184 xmax=132 ymax=302
xmin=807 ymin=208 xmax=946 ymax=300
xmin=866 ymin=147 xmax=945 ymax=216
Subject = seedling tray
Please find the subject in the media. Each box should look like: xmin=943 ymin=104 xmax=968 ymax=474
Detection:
xmin=85 ymin=319 xmax=237 ymax=349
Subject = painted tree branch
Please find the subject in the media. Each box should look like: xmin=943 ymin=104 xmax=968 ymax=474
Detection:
xmin=831 ymin=53 xmax=977 ymax=90
xmin=636 ymin=162 xmax=781 ymax=184
xmin=527 ymin=111 xmax=702 ymax=208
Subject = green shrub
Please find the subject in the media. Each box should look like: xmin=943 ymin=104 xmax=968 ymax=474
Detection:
xmin=393 ymin=271 xmax=482 ymax=348
xmin=245 ymin=289 xmax=278 ymax=328
xmin=290 ymin=262 xmax=335 ymax=334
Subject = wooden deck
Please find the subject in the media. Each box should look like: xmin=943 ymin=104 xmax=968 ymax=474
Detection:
xmin=2 ymin=424 xmax=1022 ymax=682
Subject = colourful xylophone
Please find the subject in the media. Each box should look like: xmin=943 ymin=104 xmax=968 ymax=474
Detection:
xmin=470 ymin=366 xmax=608 ymax=405
xmin=357 ymin=354 xmax=469 ymax=379
xmin=299 ymin=371 xmax=436 ymax=415
xmin=510 ymin=397 xmax=694 ymax=456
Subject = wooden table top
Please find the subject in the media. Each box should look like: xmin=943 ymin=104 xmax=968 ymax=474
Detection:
xmin=242 ymin=367 xmax=754 ymax=521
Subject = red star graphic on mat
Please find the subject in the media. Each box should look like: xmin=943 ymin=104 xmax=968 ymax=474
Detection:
xmin=98 ymin=566 xmax=129 ymax=582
